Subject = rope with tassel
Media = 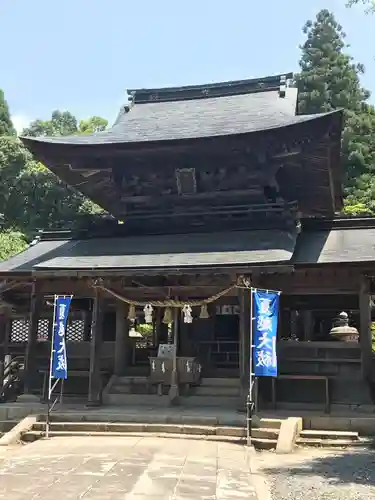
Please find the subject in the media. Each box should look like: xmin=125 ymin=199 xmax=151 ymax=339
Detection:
xmin=90 ymin=282 xmax=237 ymax=307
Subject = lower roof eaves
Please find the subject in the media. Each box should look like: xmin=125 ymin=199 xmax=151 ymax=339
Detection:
xmin=0 ymin=229 xmax=297 ymax=277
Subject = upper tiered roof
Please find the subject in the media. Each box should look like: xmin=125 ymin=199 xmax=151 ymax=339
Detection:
xmin=21 ymin=73 xmax=338 ymax=148
xmin=19 ymin=73 xmax=344 ymax=221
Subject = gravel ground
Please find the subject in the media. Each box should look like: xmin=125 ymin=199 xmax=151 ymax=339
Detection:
xmin=254 ymin=447 xmax=375 ymax=500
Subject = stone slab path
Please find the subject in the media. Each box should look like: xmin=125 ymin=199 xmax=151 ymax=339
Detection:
xmin=0 ymin=435 xmax=258 ymax=499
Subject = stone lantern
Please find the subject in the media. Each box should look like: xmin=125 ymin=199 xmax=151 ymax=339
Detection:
xmin=330 ymin=311 xmax=359 ymax=342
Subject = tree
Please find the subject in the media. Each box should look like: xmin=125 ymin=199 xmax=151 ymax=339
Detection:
xmin=347 ymin=0 xmax=375 ymax=13
xmin=296 ymin=10 xmax=369 ymax=115
xmin=22 ymin=110 xmax=78 ymax=137
xmin=0 ymin=230 xmax=27 ymax=260
xmin=296 ymin=9 xmax=375 ymax=212
xmin=0 ymin=90 xmax=16 ymax=136
xmin=79 ymin=116 xmax=108 ymax=134
xmin=22 ymin=111 xmax=108 ymax=137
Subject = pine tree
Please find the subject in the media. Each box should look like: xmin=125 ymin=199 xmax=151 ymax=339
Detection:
xmin=296 ymin=10 xmax=369 ymax=115
xmin=0 ymin=89 xmax=16 ymax=136
xmin=296 ymin=9 xmax=375 ymax=206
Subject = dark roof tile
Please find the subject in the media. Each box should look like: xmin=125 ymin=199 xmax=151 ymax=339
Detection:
xmin=0 ymin=230 xmax=296 ymax=275
xmin=293 ymin=227 xmax=375 ymax=264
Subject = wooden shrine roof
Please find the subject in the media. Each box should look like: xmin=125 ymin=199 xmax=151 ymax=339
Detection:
xmin=21 ymin=74 xmax=340 ymax=148
xmin=2 ymin=217 xmax=375 ymax=277
xmin=293 ymin=217 xmax=375 ymax=265
xmin=0 ymin=228 xmax=297 ymax=276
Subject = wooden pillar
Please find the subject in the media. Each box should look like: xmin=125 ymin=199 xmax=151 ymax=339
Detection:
xmin=114 ymin=301 xmax=128 ymax=376
xmin=168 ymin=306 xmax=179 ymax=401
xmin=359 ymin=276 xmax=372 ymax=379
xmin=83 ymin=310 xmax=92 ymax=342
xmin=239 ymin=288 xmax=250 ymax=405
xmin=88 ymin=289 xmax=103 ymax=406
xmin=0 ymin=311 xmax=7 ymax=387
xmin=302 ymin=310 xmax=313 ymax=341
xmin=23 ymin=281 xmax=42 ymax=396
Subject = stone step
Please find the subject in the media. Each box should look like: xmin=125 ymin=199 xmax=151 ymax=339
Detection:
xmin=251 ymin=427 xmax=279 ymax=440
xmin=251 ymin=437 xmax=278 ymax=450
xmin=31 ymin=421 xmax=246 ymax=437
xmin=105 ymin=394 xmax=170 ymax=406
xmin=22 ymin=430 xmax=247 ymax=444
xmin=110 ymin=386 xmax=155 ymax=395
xmin=296 ymin=437 xmax=373 ymax=448
xmin=114 ymin=377 xmax=150 ymax=386
xmin=201 ymin=378 xmax=240 ymax=387
xmin=193 ymin=386 xmax=240 ymax=397
xmin=37 ymin=412 xmax=245 ymax=427
xmin=256 ymin=418 xmax=283 ymax=430
xmin=299 ymin=430 xmax=359 ymax=441
xmin=179 ymin=395 xmax=239 ymax=408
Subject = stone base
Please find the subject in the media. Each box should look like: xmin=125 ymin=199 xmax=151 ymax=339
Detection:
xmin=17 ymin=394 xmax=40 ymax=403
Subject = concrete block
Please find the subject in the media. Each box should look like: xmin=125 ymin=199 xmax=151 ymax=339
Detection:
xmin=276 ymin=417 xmax=302 ymax=454
xmin=0 ymin=415 xmax=38 ymax=446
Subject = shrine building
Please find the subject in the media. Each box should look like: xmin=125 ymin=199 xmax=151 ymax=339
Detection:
xmin=0 ymin=73 xmax=374 ymax=411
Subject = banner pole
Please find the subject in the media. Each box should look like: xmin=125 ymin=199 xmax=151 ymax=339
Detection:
xmin=246 ymin=288 xmax=254 ymax=447
xmin=46 ymin=295 xmax=57 ymax=439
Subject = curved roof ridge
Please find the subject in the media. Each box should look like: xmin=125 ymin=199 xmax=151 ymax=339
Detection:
xmin=129 ymin=72 xmax=294 ymax=104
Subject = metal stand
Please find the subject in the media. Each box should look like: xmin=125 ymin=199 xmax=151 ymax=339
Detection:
xmin=247 ymin=288 xmax=254 ymax=447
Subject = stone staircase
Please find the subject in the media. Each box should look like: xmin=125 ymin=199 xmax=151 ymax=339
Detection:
xmin=103 ymin=375 xmax=169 ymax=406
xmin=296 ymin=429 xmax=372 ymax=448
xmin=180 ymin=378 xmax=241 ymax=408
xmin=251 ymin=416 xmax=373 ymax=450
xmin=251 ymin=417 xmax=282 ymax=450
xmin=21 ymin=416 xmax=246 ymax=443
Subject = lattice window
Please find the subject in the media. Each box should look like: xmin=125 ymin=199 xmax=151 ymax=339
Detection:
xmin=10 ymin=319 xmax=29 ymax=343
xmin=66 ymin=319 xmax=85 ymax=342
xmin=10 ymin=318 xmax=51 ymax=343
xmin=37 ymin=319 xmax=50 ymax=342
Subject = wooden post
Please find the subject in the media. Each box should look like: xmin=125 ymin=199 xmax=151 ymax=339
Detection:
xmin=302 ymin=310 xmax=313 ymax=341
xmin=0 ymin=311 xmax=7 ymax=389
xmin=239 ymin=287 xmax=250 ymax=406
xmin=23 ymin=281 xmax=42 ymax=397
xmin=83 ymin=310 xmax=92 ymax=342
xmin=114 ymin=301 xmax=128 ymax=376
xmin=359 ymin=276 xmax=372 ymax=379
xmin=168 ymin=306 xmax=179 ymax=402
xmin=88 ymin=289 xmax=103 ymax=406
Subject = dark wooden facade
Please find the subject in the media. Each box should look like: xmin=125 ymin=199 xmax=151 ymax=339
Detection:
xmin=0 ymin=73 xmax=373 ymax=410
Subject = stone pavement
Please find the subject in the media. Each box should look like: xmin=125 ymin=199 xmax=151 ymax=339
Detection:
xmin=0 ymin=435 xmax=258 ymax=499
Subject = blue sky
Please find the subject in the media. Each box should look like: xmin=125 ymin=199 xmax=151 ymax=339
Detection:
xmin=1 ymin=0 xmax=374 ymax=132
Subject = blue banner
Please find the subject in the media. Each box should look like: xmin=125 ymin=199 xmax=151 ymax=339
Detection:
xmin=253 ymin=290 xmax=280 ymax=377
xmin=51 ymin=296 xmax=72 ymax=379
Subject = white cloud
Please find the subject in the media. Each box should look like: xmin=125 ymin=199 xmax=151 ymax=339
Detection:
xmin=11 ymin=114 xmax=31 ymax=135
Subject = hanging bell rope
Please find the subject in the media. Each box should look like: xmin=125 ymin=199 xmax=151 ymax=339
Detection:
xmin=90 ymin=282 xmax=237 ymax=308
xmin=163 ymin=307 xmax=173 ymax=324
xmin=199 ymin=304 xmax=210 ymax=319
xmin=127 ymin=304 xmax=136 ymax=320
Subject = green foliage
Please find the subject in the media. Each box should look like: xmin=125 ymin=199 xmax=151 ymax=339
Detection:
xmin=22 ymin=112 xmax=108 ymax=137
xmin=4 ymin=161 xmax=98 ymax=233
xmin=347 ymin=0 xmax=375 ymax=13
xmin=296 ymin=9 xmax=375 ymax=209
xmin=296 ymin=10 xmax=369 ymax=115
xmin=0 ymin=230 xmax=27 ymax=260
xmin=0 ymin=90 xmax=16 ymax=136
xmin=22 ymin=110 xmax=78 ymax=137
xmin=0 ymin=108 xmax=107 ymax=246
xmin=79 ymin=116 xmax=108 ymax=134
